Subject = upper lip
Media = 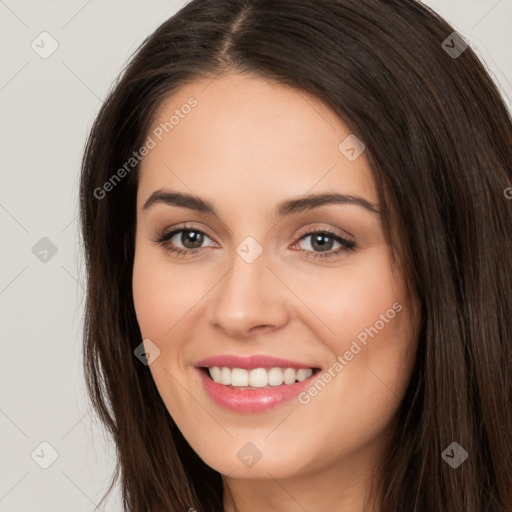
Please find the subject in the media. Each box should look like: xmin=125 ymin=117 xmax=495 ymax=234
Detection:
xmin=195 ymin=354 xmax=320 ymax=370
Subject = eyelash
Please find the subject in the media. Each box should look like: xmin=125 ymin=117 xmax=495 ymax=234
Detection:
xmin=153 ymin=223 xmax=356 ymax=260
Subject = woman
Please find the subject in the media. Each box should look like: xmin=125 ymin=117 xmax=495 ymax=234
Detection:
xmin=79 ymin=0 xmax=512 ymax=510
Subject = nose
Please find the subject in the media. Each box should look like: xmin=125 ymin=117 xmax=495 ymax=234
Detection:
xmin=207 ymin=247 xmax=290 ymax=339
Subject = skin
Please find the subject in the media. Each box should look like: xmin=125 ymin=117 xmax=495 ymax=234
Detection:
xmin=132 ymin=72 xmax=420 ymax=512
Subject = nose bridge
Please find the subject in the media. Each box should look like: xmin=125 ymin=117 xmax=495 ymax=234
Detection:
xmin=208 ymin=236 xmax=289 ymax=337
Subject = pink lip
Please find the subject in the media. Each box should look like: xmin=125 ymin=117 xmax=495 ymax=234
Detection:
xmin=194 ymin=355 xmax=320 ymax=413
xmin=196 ymin=368 xmax=317 ymax=412
xmin=194 ymin=354 xmax=317 ymax=370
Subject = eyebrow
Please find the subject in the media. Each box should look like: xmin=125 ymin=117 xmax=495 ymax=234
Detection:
xmin=142 ymin=190 xmax=379 ymax=216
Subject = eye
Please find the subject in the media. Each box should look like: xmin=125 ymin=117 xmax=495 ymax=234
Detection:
xmin=154 ymin=223 xmax=216 ymax=258
xmin=153 ymin=224 xmax=356 ymax=260
xmin=292 ymin=228 xmax=356 ymax=260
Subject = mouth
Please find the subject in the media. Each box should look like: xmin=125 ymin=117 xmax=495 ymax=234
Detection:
xmin=194 ymin=355 xmax=322 ymax=413
xmin=198 ymin=366 xmax=321 ymax=388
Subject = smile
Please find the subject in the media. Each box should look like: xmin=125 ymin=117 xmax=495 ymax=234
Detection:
xmin=194 ymin=355 xmax=321 ymax=412
xmin=207 ymin=366 xmax=314 ymax=387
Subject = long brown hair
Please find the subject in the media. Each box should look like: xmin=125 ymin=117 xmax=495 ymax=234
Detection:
xmin=79 ymin=1 xmax=512 ymax=510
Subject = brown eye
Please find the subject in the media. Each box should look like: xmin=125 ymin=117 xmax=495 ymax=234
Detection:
xmin=294 ymin=229 xmax=356 ymax=260
xmin=179 ymin=230 xmax=205 ymax=249
xmin=308 ymin=233 xmax=335 ymax=252
xmin=153 ymin=224 xmax=218 ymax=258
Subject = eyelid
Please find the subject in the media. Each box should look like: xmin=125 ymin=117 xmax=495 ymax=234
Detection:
xmin=153 ymin=222 xmax=217 ymax=244
xmin=294 ymin=223 xmax=355 ymax=243
xmin=155 ymin=222 xmax=353 ymax=242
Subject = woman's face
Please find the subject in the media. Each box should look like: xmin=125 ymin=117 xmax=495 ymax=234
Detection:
xmin=132 ymin=72 xmax=419 ymax=485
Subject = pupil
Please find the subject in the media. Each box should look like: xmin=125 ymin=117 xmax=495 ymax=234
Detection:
xmin=182 ymin=230 xmax=203 ymax=248
xmin=312 ymin=234 xmax=333 ymax=251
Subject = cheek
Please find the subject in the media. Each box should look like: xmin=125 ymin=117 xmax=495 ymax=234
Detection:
xmin=132 ymin=244 xmax=206 ymax=339
xmin=287 ymin=248 xmax=405 ymax=346
xmin=289 ymin=247 xmax=417 ymax=407
xmin=286 ymin=258 xmax=416 ymax=470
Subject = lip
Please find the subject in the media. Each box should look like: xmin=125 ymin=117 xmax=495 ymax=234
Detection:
xmin=194 ymin=354 xmax=318 ymax=370
xmin=194 ymin=355 xmax=321 ymax=413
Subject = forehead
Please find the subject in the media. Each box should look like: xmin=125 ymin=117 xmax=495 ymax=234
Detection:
xmin=137 ymin=73 xmax=376 ymax=209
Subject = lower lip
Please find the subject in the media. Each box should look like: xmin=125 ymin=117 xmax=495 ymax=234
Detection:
xmin=195 ymin=368 xmax=317 ymax=413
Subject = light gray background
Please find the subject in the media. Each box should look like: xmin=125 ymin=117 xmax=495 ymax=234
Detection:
xmin=1 ymin=1 xmax=511 ymax=511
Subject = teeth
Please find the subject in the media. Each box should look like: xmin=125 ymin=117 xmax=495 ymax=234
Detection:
xmin=296 ymin=369 xmax=312 ymax=382
xmin=207 ymin=367 xmax=314 ymax=387
xmin=268 ymin=367 xmax=284 ymax=386
xmin=231 ymin=368 xmax=249 ymax=387
xmin=220 ymin=367 xmax=231 ymax=385
xmin=249 ymin=368 xmax=268 ymax=387
xmin=283 ymin=368 xmax=296 ymax=385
